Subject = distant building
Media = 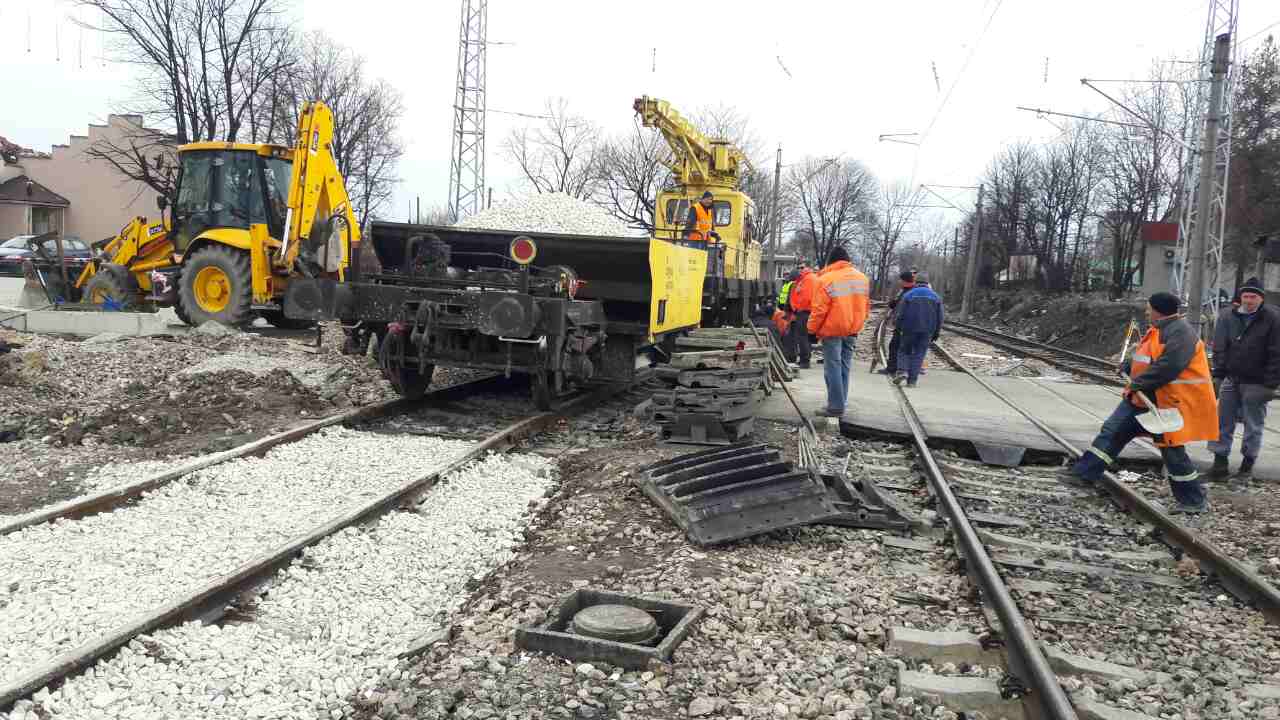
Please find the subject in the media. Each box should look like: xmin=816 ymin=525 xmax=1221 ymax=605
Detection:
xmin=0 ymin=114 xmax=176 ymax=244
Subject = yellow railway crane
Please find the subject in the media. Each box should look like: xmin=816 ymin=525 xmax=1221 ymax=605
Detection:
xmin=76 ymin=101 xmax=358 ymax=328
xmin=633 ymin=96 xmax=762 ymax=284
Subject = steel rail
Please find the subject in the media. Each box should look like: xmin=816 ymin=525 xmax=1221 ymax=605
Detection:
xmin=928 ymin=340 xmax=1280 ymax=622
xmin=942 ymin=322 xmax=1124 ymax=387
xmin=0 ymin=374 xmax=508 ymax=536
xmin=0 ymin=385 xmax=611 ymax=710
xmin=872 ymin=311 xmax=1078 ymax=719
xmin=944 ymin=320 xmax=1119 ymax=370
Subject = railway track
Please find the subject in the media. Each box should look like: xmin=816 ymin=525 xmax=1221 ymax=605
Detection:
xmin=0 ymin=377 xmax=617 ymax=712
xmin=942 ymin=319 xmax=1123 ymax=386
xmin=866 ymin=313 xmax=1280 ymax=720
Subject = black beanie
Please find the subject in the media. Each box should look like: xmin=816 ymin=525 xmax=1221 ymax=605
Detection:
xmin=827 ymin=246 xmax=850 ymax=265
xmin=1148 ymin=291 xmax=1181 ymax=316
xmin=899 ymin=270 xmax=915 ymax=282
xmin=1240 ymin=277 xmax=1265 ymax=296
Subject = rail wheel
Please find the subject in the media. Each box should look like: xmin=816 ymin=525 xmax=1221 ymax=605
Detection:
xmin=378 ymin=329 xmax=433 ymax=399
xmin=179 ymin=246 xmax=253 ymax=326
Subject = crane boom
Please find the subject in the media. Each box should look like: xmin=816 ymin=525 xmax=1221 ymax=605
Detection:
xmin=633 ymin=96 xmax=747 ymax=189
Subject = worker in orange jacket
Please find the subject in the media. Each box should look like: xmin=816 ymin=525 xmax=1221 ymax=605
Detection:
xmin=788 ymin=262 xmax=818 ymax=369
xmin=808 ymin=246 xmax=870 ymax=417
xmin=1066 ymin=292 xmax=1216 ymax=513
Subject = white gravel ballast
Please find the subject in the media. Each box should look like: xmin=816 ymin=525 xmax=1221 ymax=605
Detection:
xmin=0 ymin=427 xmax=471 ymax=688
xmin=455 ymin=192 xmax=635 ymax=237
xmin=4 ymin=452 xmax=555 ymax=720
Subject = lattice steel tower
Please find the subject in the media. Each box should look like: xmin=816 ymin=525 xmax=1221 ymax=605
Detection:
xmin=1173 ymin=0 xmax=1238 ymax=318
xmin=448 ymin=0 xmax=487 ymax=221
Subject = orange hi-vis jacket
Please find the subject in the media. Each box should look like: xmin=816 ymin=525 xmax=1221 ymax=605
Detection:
xmin=772 ymin=308 xmax=791 ymax=335
xmin=789 ymin=268 xmax=818 ymax=312
xmin=688 ymin=202 xmax=714 ymax=243
xmin=1129 ymin=323 xmax=1218 ymax=447
xmin=807 ymin=260 xmax=870 ymax=338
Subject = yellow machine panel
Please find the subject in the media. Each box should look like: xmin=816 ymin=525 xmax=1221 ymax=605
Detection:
xmin=649 ymin=238 xmax=707 ymax=339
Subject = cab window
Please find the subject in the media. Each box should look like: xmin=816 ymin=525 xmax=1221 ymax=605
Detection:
xmin=665 ymin=199 xmax=732 ymax=226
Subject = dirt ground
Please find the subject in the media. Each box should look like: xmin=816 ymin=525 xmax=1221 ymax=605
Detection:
xmin=0 ymin=322 xmax=397 ymax=516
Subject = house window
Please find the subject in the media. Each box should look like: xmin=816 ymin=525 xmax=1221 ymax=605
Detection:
xmin=30 ymin=206 xmax=62 ymax=235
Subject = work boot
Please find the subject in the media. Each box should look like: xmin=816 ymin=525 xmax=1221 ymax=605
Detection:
xmin=876 ymin=368 xmax=896 ymax=375
xmin=1208 ymin=454 xmax=1230 ymax=481
xmin=798 ymin=361 xmax=811 ymax=369
xmin=892 ymin=373 xmax=907 ymax=386
xmin=1171 ymin=501 xmax=1209 ymax=515
xmin=1237 ymin=456 xmax=1256 ymax=482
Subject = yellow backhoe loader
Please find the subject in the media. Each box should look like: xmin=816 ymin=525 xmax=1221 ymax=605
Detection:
xmin=75 ymin=101 xmax=359 ymax=327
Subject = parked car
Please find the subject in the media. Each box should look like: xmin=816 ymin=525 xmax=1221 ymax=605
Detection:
xmin=0 ymin=235 xmax=92 ymax=277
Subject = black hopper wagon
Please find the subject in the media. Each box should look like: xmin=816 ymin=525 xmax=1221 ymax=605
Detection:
xmin=283 ymin=221 xmax=776 ymax=408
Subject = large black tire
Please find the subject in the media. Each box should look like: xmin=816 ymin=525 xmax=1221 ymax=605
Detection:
xmin=173 ymin=293 xmax=194 ymax=327
xmin=260 ymin=309 xmax=316 ymax=330
xmin=82 ymin=271 xmax=141 ymax=310
xmin=378 ymin=330 xmax=434 ymax=399
xmin=178 ymin=246 xmax=253 ymax=327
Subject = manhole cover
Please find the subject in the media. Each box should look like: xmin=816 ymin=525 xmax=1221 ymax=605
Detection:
xmin=571 ymin=604 xmax=659 ymax=644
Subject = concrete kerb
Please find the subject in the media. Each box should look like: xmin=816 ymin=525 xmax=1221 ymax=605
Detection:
xmin=0 ymin=305 xmax=184 ymax=337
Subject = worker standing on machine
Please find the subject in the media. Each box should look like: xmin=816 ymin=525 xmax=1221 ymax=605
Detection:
xmin=788 ymin=262 xmax=817 ymax=369
xmin=683 ymin=191 xmax=721 ymax=245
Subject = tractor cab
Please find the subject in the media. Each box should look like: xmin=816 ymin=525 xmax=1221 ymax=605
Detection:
xmin=169 ymin=143 xmax=292 ymax=255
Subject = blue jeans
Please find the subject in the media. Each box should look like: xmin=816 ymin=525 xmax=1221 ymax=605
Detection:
xmin=1071 ymin=399 xmax=1206 ymax=507
xmin=821 ymin=336 xmax=856 ymax=412
xmin=896 ymin=331 xmax=932 ymax=384
xmin=1207 ymin=378 xmax=1268 ymax=460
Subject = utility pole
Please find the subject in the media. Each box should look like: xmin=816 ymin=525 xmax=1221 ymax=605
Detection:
xmin=959 ymin=184 xmax=984 ymax=321
xmin=769 ymin=144 xmax=782 ymax=280
xmin=1187 ymin=33 xmax=1231 ymax=338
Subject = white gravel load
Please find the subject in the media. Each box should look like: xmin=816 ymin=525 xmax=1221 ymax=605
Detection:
xmin=0 ymin=427 xmax=471 ymax=687
xmin=455 ymin=192 xmax=634 ymax=237
xmin=5 ymin=452 xmax=555 ymax=720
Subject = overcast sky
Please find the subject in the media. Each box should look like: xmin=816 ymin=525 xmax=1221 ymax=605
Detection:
xmin=3 ymin=0 xmax=1279 ymax=230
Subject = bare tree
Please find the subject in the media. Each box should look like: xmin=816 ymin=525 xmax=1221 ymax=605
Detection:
xmin=866 ymin=181 xmax=924 ymax=294
xmin=595 ymin=118 xmax=668 ymax=232
xmin=264 ymin=31 xmax=405 ymax=225
xmin=78 ymin=0 xmax=294 ymax=196
xmin=788 ymin=158 xmax=877 ymax=267
xmin=503 ymin=98 xmax=602 ymax=199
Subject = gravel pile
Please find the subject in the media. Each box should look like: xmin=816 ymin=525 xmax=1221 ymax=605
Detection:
xmin=455 ymin=193 xmax=633 ymax=237
xmin=0 ymin=427 xmax=471 ymax=685
xmin=5 ymin=452 xmax=555 ymax=720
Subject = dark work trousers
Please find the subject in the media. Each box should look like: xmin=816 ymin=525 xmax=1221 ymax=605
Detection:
xmin=789 ymin=310 xmax=812 ymax=366
xmin=896 ymin=331 xmax=932 ymax=384
xmin=885 ymin=327 xmax=903 ymax=373
xmin=1207 ymin=378 xmax=1269 ymax=460
xmin=1071 ymin=399 xmax=1207 ymax=508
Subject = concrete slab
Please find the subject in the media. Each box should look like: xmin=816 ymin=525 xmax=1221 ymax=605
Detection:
xmin=1043 ymin=645 xmax=1169 ymax=685
xmin=0 ymin=305 xmax=183 ymax=337
xmin=886 ymin=627 xmax=1004 ymax=667
xmin=0 ymin=276 xmax=49 ymax=309
xmin=897 ymin=670 xmax=1024 ymax=720
xmin=758 ymin=360 xmax=1280 ymax=480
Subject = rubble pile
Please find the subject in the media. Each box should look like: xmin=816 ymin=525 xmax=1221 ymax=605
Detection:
xmin=455 ymin=193 xmax=634 ymax=237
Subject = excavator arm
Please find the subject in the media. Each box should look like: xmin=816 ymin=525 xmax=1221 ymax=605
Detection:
xmin=633 ymin=96 xmax=747 ymax=189
xmin=279 ymin=101 xmax=360 ymax=279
